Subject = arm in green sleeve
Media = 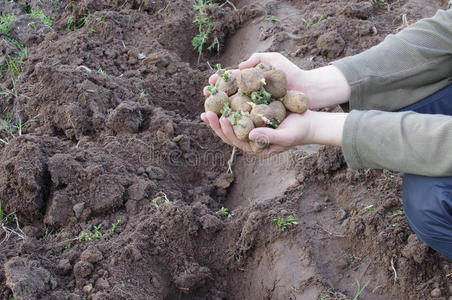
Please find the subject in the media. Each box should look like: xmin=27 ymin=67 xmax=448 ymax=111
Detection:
xmin=342 ymin=110 xmax=452 ymax=176
xmin=333 ymin=8 xmax=452 ymax=112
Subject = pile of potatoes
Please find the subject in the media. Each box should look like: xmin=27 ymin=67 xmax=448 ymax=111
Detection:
xmin=204 ymin=63 xmax=309 ymax=152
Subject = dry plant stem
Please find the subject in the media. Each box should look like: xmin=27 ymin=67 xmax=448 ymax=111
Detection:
xmin=227 ymin=146 xmax=236 ymax=174
xmin=390 ymin=257 xmax=398 ymax=283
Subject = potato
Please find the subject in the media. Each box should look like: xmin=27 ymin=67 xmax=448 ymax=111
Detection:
xmin=250 ymin=104 xmax=273 ymax=127
xmin=204 ymin=91 xmax=229 ymax=115
xmin=283 ymin=91 xmax=309 ymax=114
xmin=249 ymin=140 xmax=268 ymax=153
xmin=229 ymin=115 xmax=254 ymax=141
xmin=230 ymin=93 xmax=252 ymax=113
xmin=256 ymin=62 xmax=273 ymax=72
xmin=264 ymin=69 xmax=287 ymax=98
xmin=217 ymin=75 xmax=238 ymax=96
xmin=269 ymin=101 xmax=286 ymax=123
xmin=237 ymin=68 xmax=265 ymax=94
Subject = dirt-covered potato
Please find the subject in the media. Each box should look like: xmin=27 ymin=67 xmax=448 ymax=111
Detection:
xmin=255 ymin=62 xmax=273 ymax=72
xmin=264 ymin=69 xmax=287 ymax=98
xmin=217 ymin=75 xmax=238 ymax=96
xmin=237 ymin=68 xmax=265 ymax=94
xmin=230 ymin=93 xmax=252 ymax=113
xmin=249 ymin=140 xmax=268 ymax=153
xmin=204 ymin=90 xmax=229 ymax=115
xmin=250 ymin=104 xmax=273 ymax=127
xmin=269 ymin=101 xmax=286 ymax=123
xmin=283 ymin=91 xmax=309 ymax=114
xmin=229 ymin=114 xmax=254 ymax=141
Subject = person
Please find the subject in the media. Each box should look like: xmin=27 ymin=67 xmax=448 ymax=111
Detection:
xmin=200 ymin=7 xmax=452 ymax=259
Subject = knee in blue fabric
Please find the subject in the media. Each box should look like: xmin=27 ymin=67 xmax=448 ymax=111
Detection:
xmin=403 ymin=174 xmax=452 ymax=260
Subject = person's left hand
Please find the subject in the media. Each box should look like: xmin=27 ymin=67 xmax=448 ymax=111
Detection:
xmin=200 ymin=110 xmax=315 ymax=157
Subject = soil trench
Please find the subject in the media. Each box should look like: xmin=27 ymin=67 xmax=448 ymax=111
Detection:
xmin=0 ymin=0 xmax=451 ymax=299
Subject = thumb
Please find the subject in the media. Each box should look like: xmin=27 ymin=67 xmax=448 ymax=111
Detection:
xmin=249 ymin=127 xmax=294 ymax=147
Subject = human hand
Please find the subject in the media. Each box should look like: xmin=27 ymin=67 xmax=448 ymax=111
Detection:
xmin=203 ymin=52 xmax=350 ymax=108
xmin=200 ymin=109 xmax=347 ymax=158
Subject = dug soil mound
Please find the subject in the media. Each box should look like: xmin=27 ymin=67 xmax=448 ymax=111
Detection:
xmin=0 ymin=0 xmax=451 ymax=299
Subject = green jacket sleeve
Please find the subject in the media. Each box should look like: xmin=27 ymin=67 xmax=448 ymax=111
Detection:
xmin=333 ymin=8 xmax=452 ymax=111
xmin=333 ymin=8 xmax=452 ymax=175
xmin=343 ymin=110 xmax=452 ymax=176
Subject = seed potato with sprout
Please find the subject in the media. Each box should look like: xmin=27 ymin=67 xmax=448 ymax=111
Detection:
xmin=204 ymin=84 xmax=229 ymax=116
xmin=264 ymin=69 xmax=287 ymax=98
xmin=250 ymin=104 xmax=274 ymax=127
xmin=228 ymin=113 xmax=254 ymax=141
xmin=269 ymin=100 xmax=286 ymax=123
xmin=237 ymin=68 xmax=265 ymax=94
xmin=230 ymin=92 xmax=252 ymax=113
xmin=216 ymin=64 xmax=238 ymax=96
xmin=283 ymin=90 xmax=309 ymax=114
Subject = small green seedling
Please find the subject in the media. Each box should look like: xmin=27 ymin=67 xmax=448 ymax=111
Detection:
xmin=218 ymin=206 xmax=232 ymax=219
xmin=352 ymin=279 xmax=371 ymax=300
xmin=344 ymin=252 xmax=354 ymax=261
xmin=264 ymin=15 xmax=279 ymax=22
xmin=273 ymin=215 xmax=299 ymax=232
xmin=365 ymin=204 xmax=375 ymax=211
xmin=392 ymin=210 xmax=403 ymax=217
xmin=65 ymin=243 xmax=72 ymax=249
xmin=78 ymin=224 xmax=103 ymax=241
xmin=110 ymin=219 xmax=121 ymax=234
xmin=30 ymin=9 xmax=52 ymax=26
xmin=98 ymin=68 xmax=106 ymax=75
xmin=392 ymin=223 xmax=398 ymax=228
xmin=0 ymin=13 xmax=15 ymax=35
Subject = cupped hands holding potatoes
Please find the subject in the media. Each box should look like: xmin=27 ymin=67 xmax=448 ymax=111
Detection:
xmin=201 ymin=52 xmax=351 ymax=157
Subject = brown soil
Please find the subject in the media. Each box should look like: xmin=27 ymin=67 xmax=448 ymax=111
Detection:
xmin=0 ymin=0 xmax=451 ymax=299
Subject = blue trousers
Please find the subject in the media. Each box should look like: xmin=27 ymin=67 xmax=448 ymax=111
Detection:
xmin=399 ymin=83 xmax=452 ymax=259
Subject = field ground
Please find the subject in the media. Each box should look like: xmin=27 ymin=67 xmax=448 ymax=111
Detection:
xmin=0 ymin=0 xmax=451 ymax=299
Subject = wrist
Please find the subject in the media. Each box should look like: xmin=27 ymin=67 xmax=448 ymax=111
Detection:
xmin=306 ymin=111 xmax=348 ymax=146
xmin=302 ymin=65 xmax=351 ymax=109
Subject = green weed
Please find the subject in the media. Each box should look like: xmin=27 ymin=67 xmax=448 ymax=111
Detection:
xmin=0 ymin=13 xmax=15 ymax=35
xmin=264 ymin=15 xmax=279 ymax=22
xmin=66 ymin=16 xmax=73 ymax=30
xmin=352 ymin=279 xmax=370 ymax=300
xmin=30 ymin=9 xmax=52 ymax=26
xmin=139 ymin=91 xmax=148 ymax=99
xmin=302 ymin=14 xmax=327 ymax=29
xmin=191 ymin=0 xmax=221 ymax=63
xmin=78 ymin=224 xmax=103 ymax=241
xmin=273 ymin=215 xmax=299 ymax=232
xmin=110 ymin=219 xmax=121 ymax=234
xmin=217 ymin=206 xmax=232 ymax=219
xmin=98 ymin=68 xmax=106 ymax=75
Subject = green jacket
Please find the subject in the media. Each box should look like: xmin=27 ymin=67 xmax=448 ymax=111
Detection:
xmin=333 ymin=8 xmax=452 ymax=176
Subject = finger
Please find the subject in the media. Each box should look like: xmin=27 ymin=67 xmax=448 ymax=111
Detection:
xmin=200 ymin=113 xmax=207 ymax=123
xmin=219 ymin=117 xmax=253 ymax=152
xmin=238 ymin=53 xmax=262 ymax=69
xmin=208 ymin=73 xmax=219 ymax=86
xmin=204 ymin=112 xmax=232 ymax=145
xmin=249 ymin=127 xmax=295 ymax=147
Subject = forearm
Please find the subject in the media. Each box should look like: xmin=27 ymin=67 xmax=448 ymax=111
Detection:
xmin=300 ymin=66 xmax=351 ymax=109
xmin=306 ymin=111 xmax=347 ymax=146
